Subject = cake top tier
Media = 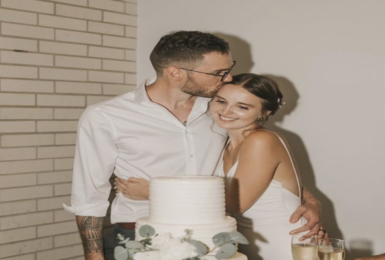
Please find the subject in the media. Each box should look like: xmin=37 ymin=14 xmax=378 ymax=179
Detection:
xmin=152 ymin=176 xmax=222 ymax=182
xmin=149 ymin=176 xmax=226 ymax=224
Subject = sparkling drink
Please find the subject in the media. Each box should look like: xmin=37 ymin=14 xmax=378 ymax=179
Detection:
xmin=318 ymin=238 xmax=345 ymax=260
xmin=318 ymin=248 xmax=345 ymax=260
xmin=291 ymin=243 xmax=318 ymax=260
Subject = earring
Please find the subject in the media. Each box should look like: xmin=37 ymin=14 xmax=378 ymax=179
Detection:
xmin=257 ymin=117 xmax=264 ymax=122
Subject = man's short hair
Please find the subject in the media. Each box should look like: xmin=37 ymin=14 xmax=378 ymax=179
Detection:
xmin=150 ymin=31 xmax=230 ymax=75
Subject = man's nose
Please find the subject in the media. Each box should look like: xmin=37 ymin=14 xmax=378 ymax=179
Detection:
xmin=223 ymin=73 xmax=233 ymax=82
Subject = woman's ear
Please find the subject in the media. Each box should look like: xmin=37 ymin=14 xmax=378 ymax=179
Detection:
xmin=266 ymin=110 xmax=272 ymax=116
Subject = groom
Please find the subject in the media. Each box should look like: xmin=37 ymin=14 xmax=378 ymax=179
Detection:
xmin=65 ymin=31 xmax=322 ymax=260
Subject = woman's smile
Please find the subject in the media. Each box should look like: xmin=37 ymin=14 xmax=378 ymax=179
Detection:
xmin=219 ymin=115 xmax=238 ymax=121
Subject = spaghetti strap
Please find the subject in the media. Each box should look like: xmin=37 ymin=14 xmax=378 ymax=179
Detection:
xmin=257 ymin=129 xmax=302 ymax=201
xmin=213 ymin=137 xmax=229 ymax=177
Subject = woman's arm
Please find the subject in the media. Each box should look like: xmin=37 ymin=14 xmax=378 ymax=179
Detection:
xmin=225 ymin=131 xmax=283 ymax=213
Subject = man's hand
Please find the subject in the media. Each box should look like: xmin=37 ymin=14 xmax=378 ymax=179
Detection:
xmin=350 ymin=254 xmax=385 ymax=260
xmin=115 ymin=177 xmax=150 ymax=200
xmin=76 ymin=216 xmax=105 ymax=260
xmin=289 ymin=187 xmax=323 ymax=239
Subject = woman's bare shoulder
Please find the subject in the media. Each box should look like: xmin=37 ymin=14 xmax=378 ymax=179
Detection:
xmin=245 ymin=129 xmax=284 ymax=148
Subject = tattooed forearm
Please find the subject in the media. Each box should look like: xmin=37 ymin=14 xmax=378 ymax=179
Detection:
xmin=76 ymin=216 xmax=104 ymax=258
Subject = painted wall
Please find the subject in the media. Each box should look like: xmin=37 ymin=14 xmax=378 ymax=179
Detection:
xmin=138 ymin=0 xmax=385 ymax=257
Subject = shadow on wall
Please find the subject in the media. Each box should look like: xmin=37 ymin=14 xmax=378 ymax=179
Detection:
xmin=213 ymin=31 xmax=366 ymax=258
xmin=349 ymin=239 xmax=375 ymax=259
xmin=263 ymin=75 xmax=344 ymax=249
xmin=215 ymin=33 xmax=254 ymax=74
xmin=267 ymin=84 xmax=375 ymax=260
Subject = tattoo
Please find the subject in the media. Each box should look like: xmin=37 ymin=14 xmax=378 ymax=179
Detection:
xmin=76 ymin=216 xmax=104 ymax=255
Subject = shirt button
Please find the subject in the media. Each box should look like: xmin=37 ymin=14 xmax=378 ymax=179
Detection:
xmin=190 ymin=154 xmax=194 ymax=157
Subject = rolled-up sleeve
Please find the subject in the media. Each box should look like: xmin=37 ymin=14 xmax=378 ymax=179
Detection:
xmin=63 ymin=106 xmax=118 ymax=217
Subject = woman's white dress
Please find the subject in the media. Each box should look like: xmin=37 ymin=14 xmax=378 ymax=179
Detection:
xmin=214 ymin=130 xmax=305 ymax=260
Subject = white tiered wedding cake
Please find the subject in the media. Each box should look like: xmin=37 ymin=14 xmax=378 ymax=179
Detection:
xmin=135 ymin=176 xmax=247 ymax=260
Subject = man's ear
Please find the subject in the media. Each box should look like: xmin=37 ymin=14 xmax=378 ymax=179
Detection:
xmin=165 ymin=66 xmax=184 ymax=82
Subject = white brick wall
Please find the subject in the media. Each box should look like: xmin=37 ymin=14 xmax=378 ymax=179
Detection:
xmin=0 ymin=173 xmax=37 ymax=188
xmin=37 ymin=170 xmax=73 ymax=184
xmin=89 ymin=46 xmax=125 ymax=59
xmin=2 ymin=23 xmax=55 ymax=40
xmin=0 ymin=37 xmax=38 ymax=52
xmin=0 ymin=65 xmax=38 ymax=78
xmin=40 ymin=41 xmax=87 ymax=56
xmin=56 ymin=4 xmax=102 ymax=21
xmin=0 ymin=237 xmax=53 ymax=258
xmin=88 ymin=21 xmax=125 ymax=36
xmin=0 ymin=200 xmax=37 ymax=216
xmin=0 ymin=8 xmax=38 ymax=25
xmin=0 ymin=79 xmax=54 ymax=93
xmin=0 ymin=1 xmax=137 ymax=259
xmin=54 ymin=109 xmax=85 ymax=119
xmin=0 ymin=148 xmax=37 ymax=161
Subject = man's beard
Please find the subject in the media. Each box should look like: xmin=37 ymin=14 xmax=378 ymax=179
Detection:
xmin=181 ymin=75 xmax=221 ymax=98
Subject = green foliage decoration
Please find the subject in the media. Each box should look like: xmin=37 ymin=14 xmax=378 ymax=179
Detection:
xmin=114 ymin=225 xmax=249 ymax=260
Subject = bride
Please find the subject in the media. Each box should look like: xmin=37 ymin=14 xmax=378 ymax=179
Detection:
xmin=210 ymin=73 xmax=306 ymax=259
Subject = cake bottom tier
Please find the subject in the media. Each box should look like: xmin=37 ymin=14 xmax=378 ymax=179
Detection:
xmin=202 ymin=252 xmax=247 ymax=260
xmin=136 ymin=216 xmax=237 ymax=250
xmin=133 ymin=251 xmax=247 ymax=260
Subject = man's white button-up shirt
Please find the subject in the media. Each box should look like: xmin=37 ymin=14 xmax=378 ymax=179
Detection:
xmin=64 ymin=78 xmax=227 ymax=223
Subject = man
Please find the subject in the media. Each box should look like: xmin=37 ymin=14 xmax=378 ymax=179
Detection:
xmin=64 ymin=31 xmax=322 ymax=260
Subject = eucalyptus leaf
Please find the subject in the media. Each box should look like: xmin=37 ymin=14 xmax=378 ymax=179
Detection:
xmin=114 ymin=245 xmax=129 ymax=260
xmin=215 ymin=243 xmax=237 ymax=259
xmin=138 ymin=225 xmax=156 ymax=237
xmin=125 ymin=241 xmax=145 ymax=250
xmin=229 ymin=231 xmax=249 ymax=245
xmin=186 ymin=239 xmax=208 ymax=256
xmin=125 ymin=241 xmax=144 ymax=258
xmin=140 ymin=237 xmax=152 ymax=246
xmin=212 ymin=232 xmax=231 ymax=246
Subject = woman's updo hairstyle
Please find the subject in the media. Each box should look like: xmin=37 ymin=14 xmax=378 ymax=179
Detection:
xmin=225 ymin=73 xmax=283 ymax=116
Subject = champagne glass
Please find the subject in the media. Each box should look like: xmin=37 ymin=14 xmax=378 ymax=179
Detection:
xmin=291 ymin=235 xmax=318 ymax=260
xmin=318 ymin=238 xmax=345 ymax=260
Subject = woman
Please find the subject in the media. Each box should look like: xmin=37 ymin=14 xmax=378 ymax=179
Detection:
xmin=209 ymin=73 xmax=305 ymax=259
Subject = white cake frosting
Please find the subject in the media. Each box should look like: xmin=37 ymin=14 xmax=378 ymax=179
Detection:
xmin=135 ymin=176 xmax=247 ymax=260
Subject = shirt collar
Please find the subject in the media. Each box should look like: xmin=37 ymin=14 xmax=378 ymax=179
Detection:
xmin=133 ymin=77 xmax=211 ymax=114
xmin=133 ymin=77 xmax=156 ymax=103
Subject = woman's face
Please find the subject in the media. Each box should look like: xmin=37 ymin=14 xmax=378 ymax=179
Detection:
xmin=209 ymin=84 xmax=264 ymax=132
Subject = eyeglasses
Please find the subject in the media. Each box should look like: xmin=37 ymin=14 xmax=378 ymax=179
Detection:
xmin=179 ymin=60 xmax=236 ymax=82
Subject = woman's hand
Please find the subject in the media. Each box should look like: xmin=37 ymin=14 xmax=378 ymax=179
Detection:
xmin=115 ymin=177 xmax=149 ymax=200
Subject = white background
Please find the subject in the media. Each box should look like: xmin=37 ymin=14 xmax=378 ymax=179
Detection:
xmin=137 ymin=0 xmax=385 ymax=257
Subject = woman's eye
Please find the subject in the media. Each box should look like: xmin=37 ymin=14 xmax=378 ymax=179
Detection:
xmin=215 ymin=100 xmax=225 ymax=104
xmin=239 ymin=106 xmax=249 ymax=110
